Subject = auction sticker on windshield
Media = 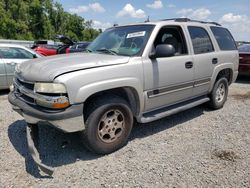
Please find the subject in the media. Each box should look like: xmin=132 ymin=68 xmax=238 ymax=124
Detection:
xmin=127 ymin=31 xmax=146 ymax=38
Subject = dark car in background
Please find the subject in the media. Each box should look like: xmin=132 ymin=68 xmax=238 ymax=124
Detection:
xmin=67 ymin=42 xmax=91 ymax=53
xmin=238 ymin=44 xmax=250 ymax=76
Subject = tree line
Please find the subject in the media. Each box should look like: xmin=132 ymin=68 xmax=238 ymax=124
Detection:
xmin=0 ymin=0 xmax=101 ymax=41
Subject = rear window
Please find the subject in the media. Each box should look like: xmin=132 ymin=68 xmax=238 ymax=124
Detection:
xmin=210 ymin=27 xmax=237 ymax=51
xmin=188 ymin=26 xmax=214 ymax=54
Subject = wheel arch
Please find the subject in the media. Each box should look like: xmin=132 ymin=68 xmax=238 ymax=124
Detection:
xmin=83 ymin=87 xmax=142 ymax=118
xmin=209 ymin=63 xmax=234 ymax=92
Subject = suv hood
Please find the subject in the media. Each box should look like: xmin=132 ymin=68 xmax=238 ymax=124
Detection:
xmin=18 ymin=53 xmax=130 ymax=82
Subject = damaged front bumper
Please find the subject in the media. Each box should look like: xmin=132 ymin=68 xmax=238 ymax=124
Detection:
xmin=26 ymin=124 xmax=54 ymax=176
xmin=8 ymin=91 xmax=85 ymax=175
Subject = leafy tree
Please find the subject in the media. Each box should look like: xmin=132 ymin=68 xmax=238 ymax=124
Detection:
xmin=0 ymin=0 xmax=101 ymax=41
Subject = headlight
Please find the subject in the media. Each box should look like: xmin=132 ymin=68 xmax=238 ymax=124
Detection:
xmin=34 ymin=83 xmax=67 ymax=93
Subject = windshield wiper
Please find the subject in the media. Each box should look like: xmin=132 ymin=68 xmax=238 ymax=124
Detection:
xmin=84 ymin=48 xmax=92 ymax=53
xmin=95 ymin=48 xmax=118 ymax=55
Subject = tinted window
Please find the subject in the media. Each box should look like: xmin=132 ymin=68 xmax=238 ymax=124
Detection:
xmin=210 ymin=27 xmax=237 ymax=51
xmin=0 ymin=47 xmax=34 ymax=59
xmin=188 ymin=26 xmax=214 ymax=54
xmin=238 ymin=44 xmax=250 ymax=53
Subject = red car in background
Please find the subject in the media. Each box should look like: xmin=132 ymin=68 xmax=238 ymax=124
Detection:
xmin=238 ymin=44 xmax=250 ymax=76
xmin=33 ymin=44 xmax=58 ymax=56
xmin=32 ymin=35 xmax=74 ymax=56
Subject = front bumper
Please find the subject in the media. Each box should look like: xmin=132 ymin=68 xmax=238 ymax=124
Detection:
xmin=8 ymin=91 xmax=85 ymax=133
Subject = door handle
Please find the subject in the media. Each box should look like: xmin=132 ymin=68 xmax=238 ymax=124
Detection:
xmin=212 ymin=58 xmax=218 ymax=64
xmin=6 ymin=62 xmax=17 ymax=66
xmin=185 ymin=61 xmax=193 ymax=69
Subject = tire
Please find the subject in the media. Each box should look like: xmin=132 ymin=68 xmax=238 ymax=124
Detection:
xmin=208 ymin=77 xmax=228 ymax=109
xmin=81 ymin=95 xmax=133 ymax=154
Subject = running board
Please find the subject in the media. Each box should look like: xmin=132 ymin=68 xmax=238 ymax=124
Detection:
xmin=140 ymin=96 xmax=210 ymax=123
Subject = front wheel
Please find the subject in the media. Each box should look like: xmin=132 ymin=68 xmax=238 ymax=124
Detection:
xmin=208 ymin=77 xmax=229 ymax=109
xmin=81 ymin=96 xmax=133 ymax=154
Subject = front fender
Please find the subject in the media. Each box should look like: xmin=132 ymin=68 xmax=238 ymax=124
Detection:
xmin=73 ymin=77 xmax=144 ymax=112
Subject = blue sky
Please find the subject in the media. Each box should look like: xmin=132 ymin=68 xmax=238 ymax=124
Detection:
xmin=57 ymin=0 xmax=250 ymax=41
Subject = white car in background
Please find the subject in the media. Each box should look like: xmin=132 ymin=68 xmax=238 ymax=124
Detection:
xmin=0 ymin=44 xmax=42 ymax=89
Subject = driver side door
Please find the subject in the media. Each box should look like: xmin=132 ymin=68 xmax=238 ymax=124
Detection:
xmin=142 ymin=25 xmax=195 ymax=112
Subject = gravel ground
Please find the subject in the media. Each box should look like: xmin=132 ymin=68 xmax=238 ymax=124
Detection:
xmin=0 ymin=77 xmax=250 ymax=188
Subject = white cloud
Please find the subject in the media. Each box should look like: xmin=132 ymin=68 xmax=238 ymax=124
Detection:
xmin=220 ymin=13 xmax=248 ymax=23
xmin=92 ymin=20 xmax=112 ymax=31
xmin=146 ymin=0 xmax=163 ymax=9
xmin=69 ymin=6 xmax=89 ymax=14
xmin=89 ymin=3 xmax=105 ymax=13
xmin=219 ymin=13 xmax=250 ymax=41
xmin=69 ymin=3 xmax=105 ymax=14
xmin=177 ymin=8 xmax=211 ymax=20
xmin=117 ymin=4 xmax=146 ymax=18
xmin=176 ymin=8 xmax=193 ymax=16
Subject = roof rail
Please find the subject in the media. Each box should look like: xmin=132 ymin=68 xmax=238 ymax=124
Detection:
xmin=162 ymin=18 xmax=221 ymax=26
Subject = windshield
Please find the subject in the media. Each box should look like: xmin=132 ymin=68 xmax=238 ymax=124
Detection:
xmin=87 ymin=25 xmax=155 ymax=56
xmin=239 ymin=44 xmax=250 ymax=53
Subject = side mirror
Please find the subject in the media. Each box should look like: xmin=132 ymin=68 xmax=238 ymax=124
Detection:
xmin=33 ymin=54 xmax=38 ymax=58
xmin=149 ymin=44 xmax=175 ymax=59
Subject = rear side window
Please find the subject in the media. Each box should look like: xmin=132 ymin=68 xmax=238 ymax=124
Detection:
xmin=188 ymin=26 xmax=214 ymax=54
xmin=210 ymin=27 xmax=237 ymax=51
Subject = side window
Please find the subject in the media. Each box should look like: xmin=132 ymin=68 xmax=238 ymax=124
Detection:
xmin=154 ymin=26 xmax=188 ymax=56
xmin=210 ymin=27 xmax=237 ymax=51
xmin=188 ymin=26 xmax=214 ymax=54
xmin=0 ymin=47 xmax=34 ymax=59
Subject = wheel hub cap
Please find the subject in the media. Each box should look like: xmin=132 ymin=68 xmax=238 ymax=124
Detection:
xmin=215 ymin=83 xmax=225 ymax=103
xmin=98 ymin=109 xmax=125 ymax=143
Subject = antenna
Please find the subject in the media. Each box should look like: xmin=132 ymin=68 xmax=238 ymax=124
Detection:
xmin=145 ymin=16 xmax=150 ymax=23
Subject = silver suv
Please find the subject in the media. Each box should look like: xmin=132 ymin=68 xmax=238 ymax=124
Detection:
xmin=9 ymin=18 xmax=238 ymax=175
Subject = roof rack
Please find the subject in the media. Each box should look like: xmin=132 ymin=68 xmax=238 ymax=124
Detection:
xmin=162 ymin=18 xmax=221 ymax=26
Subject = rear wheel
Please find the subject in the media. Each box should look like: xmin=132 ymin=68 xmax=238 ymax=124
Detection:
xmin=208 ymin=77 xmax=228 ymax=109
xmin=81 ymin=95 xmax=133 ymax=154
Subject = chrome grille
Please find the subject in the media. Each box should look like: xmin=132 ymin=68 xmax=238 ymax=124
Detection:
xmin=14 ymin=77 xmax=35 ymax=105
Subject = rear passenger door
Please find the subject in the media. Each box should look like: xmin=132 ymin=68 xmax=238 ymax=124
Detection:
xmin=188 ymin=26 xmax=217 ymax=96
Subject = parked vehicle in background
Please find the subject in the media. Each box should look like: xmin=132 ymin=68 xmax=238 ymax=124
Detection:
xmin=33 ymin=35 xmax=71 ymax=56
xmin=236 ymin=41 xmax=250 ymax=47
xmin=67 ymin=42 xmax=91 ymax=53
xmin=0 ymin=44 xmax=42 ymax=89
xmin=238 ymin=44 xmax=250 ymax=76
xmin=34 ymin=45 xmax=59 ymax=56
xmin=33 ymin=35 xmax=91 ymax=56
xmin=9 ymin=18 xmax=238 ymax=175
